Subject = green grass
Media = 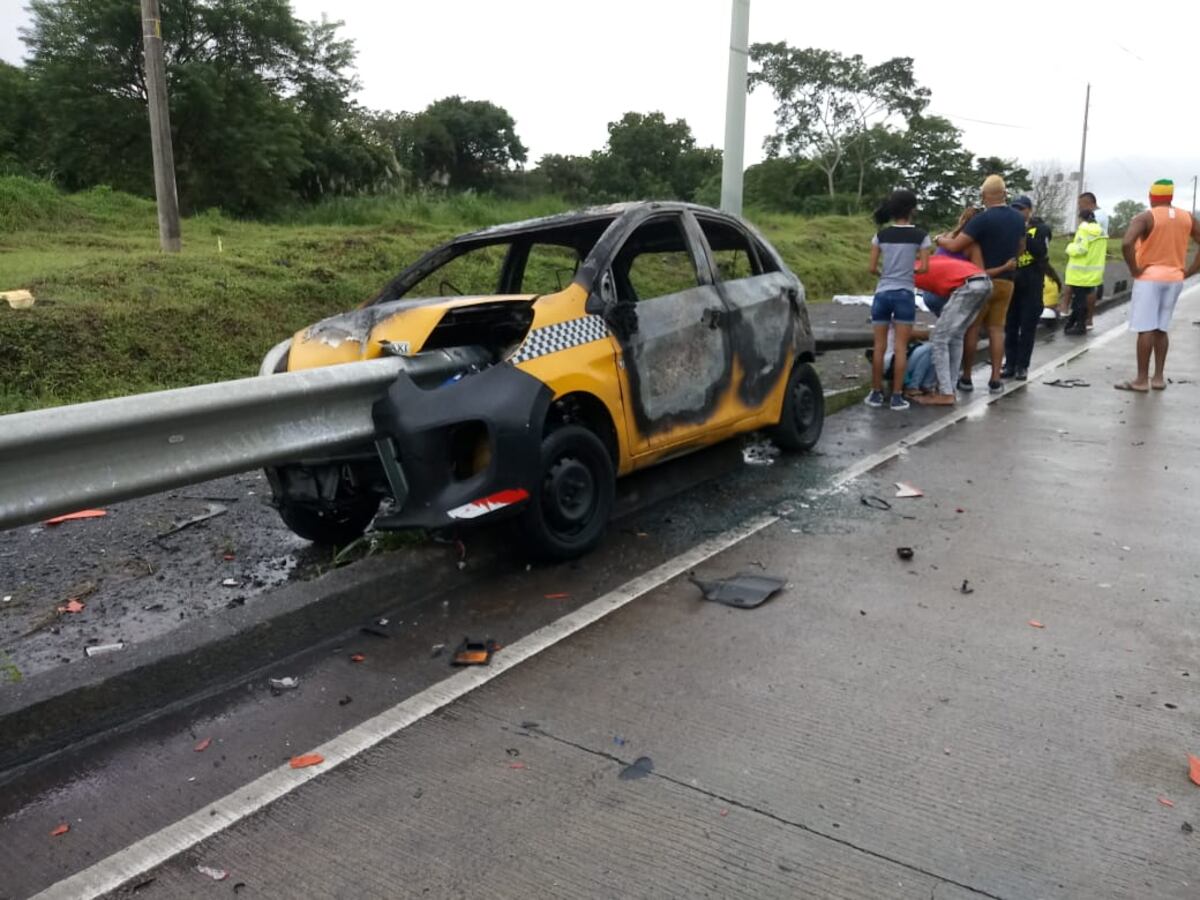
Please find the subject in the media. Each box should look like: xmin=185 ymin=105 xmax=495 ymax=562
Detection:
xmin=0 ymin=177 xmax=876 ymax=413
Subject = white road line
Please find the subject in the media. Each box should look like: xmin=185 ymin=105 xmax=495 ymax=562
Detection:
xmin=31 ymin=293 xmax=1176 ymax=900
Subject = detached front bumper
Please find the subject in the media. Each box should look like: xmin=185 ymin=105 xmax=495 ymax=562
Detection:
xmin=370 ymin=363 xmax=553 ymax=530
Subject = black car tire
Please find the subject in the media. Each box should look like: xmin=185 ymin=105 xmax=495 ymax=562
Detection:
xmin=517 ymin=424 xmax=615 ymax=561
xmin=771 ymin=361 xmax=824 ymax=452
xmin=277 ymin=496 xmax=380 ymax=547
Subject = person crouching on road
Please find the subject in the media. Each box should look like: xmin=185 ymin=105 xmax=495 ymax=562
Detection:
xmin=1003 ymin=196 xmax=1062 ymax=380
xmin=865 ymin=189 xmax=931 ymax=411
xmin=1063 ymin=209 xmax=1106 ymax=335
xmin=911 ymin=256 xmax=992 ymax=406
xmin=1114 ymin=179 xmax=1200 ymax=392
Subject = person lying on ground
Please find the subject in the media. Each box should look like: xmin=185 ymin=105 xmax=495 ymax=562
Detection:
xmin=911 ymin=254 xmax=993 ymax=406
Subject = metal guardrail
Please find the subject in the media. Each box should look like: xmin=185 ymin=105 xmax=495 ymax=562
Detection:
xmin=0 ymin=358 xmax=406 ymax=530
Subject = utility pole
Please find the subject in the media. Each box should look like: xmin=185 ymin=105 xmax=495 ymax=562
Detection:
xmin=1076 ymin=83 xmax=1090 ymax=197
xmin=720 ymin=0 xmax=750 ymax=216
xmin=141 ymin=0 xmax=181 ymax=252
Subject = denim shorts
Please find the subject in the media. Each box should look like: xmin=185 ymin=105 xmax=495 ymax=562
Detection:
xmin=871 ymin=288 xmax=916 ymax=325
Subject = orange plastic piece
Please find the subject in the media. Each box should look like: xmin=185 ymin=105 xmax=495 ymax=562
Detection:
xmin=45 ymin=509 xmax=107 ymax=525
xmin=290 ymin=753 xmax=324 ymax=769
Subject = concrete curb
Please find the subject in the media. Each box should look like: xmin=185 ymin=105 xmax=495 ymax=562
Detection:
xmin=0 ymin=442 xmax=742 ymax=775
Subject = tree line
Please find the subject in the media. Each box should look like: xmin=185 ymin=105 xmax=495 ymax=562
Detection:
xmin=0 ymin=1 xmax=1036 ymax=224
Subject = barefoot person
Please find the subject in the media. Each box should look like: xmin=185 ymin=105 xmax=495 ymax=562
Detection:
xmin=1114 ymin=179 xmax=1200 ymax=392
xmin=912 ymin=255 xmax=992 ymax=405
xmin=935 ymin=175 xmax=1025 ymax=394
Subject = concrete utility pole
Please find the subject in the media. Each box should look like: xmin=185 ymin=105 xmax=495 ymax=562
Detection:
xmin=1077 ymin=83 xmax=1090 ymax=197
xmin=720 ymin=0 xmax=750 ymax=216
xmin=141 ymin=0 xmax=181 ymax=252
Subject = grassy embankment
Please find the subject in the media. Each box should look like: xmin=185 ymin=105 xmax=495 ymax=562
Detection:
xmin=0 ymin=175 xmax=886 ymax=413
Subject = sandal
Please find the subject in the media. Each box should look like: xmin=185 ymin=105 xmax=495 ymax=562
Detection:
xmin=1113 ymin=381 xmax=1149 ymax=393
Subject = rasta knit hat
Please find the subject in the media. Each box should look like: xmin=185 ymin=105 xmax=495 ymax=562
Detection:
xmin=1150 ymin=179 xmax=1174 ymax=199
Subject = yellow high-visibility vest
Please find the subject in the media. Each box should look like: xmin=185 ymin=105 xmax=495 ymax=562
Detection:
xmin=1065 ymin=220 xmax=1106 ymax=287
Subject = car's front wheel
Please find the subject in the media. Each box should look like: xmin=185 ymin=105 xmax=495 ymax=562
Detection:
xmin=276 ymin=496 xmax=380 ymax=547
xmin=771 ymin=361 xmax=824 ymax=451
xmin=517 ymin=424 xmax=615 ymax=561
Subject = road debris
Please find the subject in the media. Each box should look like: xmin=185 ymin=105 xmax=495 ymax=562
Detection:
xmin=690 ymin=572 xmax=787 ymax=609
xmin=894 ymin=482 xmax=924 ymax=498
xmin=509 ymin=762 xmax=527 ymax=770
xmin=221 ymin=578 xmax=240 ymax=588
xmin=430 ymin=643 xmax=447 ymax=658
xmin=742 ymin=440 xmax=780 ymax=466
xmin=57 ymin=599 xmax=86 ymax=614
xmin=289 ymin=753 xmax=324 ymax=769
xmin=196 ymin=865 xmax=228 ymax=881
xmin=861 ymin=495 xmax=892 ymax=511
xmin=194 ymin=737 xmax=212 ymax=753
xmin=1045 ymin=378 xmax=1090 ymax=388
xmin=51 ymin=823 xmax=70 ymax=837
xmin=350 ymin=653 xmax=366 ymax=663
xmin=85 ymin=642 xmax=125 ymax=657
xmin=1158 ymin=796 xmax=1175 ymax=807
xmin=1189 ymin=755 xmax=1200 ymax=787
xmin=896 ymin=547 xmax=914 ymax=561
xmin=452 ymin=638 xmax=498 ymax=666
xmin=155 ymin=503 xmax=228 ymax=540
xmin=338 ymin=695 xmax=353 ymax=706
xmin=959 ymin=580 xmax=974 ymax=595
xmin=45 ymin=509 xmax=108 ymax=526
xmin=268 ymin=676 xmax=300 ymax=692
xmin=619 ymin=756 xmax=654 ymax=780
xmin=545 ymin=593 xmax=570 ymax=600
xmin=1184 ymin=822 xmax=1194 ymax=834
xmin=1028 ymin=620 xmax=1045 ymax=629
xmin=2 ymin=288 xmax=35 ymax=309
xmin=614 ymin=736 xmax=626 ymax=747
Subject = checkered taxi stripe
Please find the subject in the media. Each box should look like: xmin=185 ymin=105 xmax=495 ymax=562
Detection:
xmin=510 ymin=315 xmax=610 ymax=365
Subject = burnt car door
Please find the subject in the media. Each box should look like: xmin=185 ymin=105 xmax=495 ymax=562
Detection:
xmin=692 ymin=213 xmax=797 ymax=413
xmin=602 ymin=213 xmax=739 ymax=451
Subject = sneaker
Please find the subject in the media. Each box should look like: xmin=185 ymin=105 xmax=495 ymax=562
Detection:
xmin=1000 ymin=368 xmax=1015 ymax=379
xmin=1015 ymin=368 xmax=1028 ymax=381
xmin=864 ymin=389 xmax=885 ymax=408
xmin=988 ymin=379 xmax=1003 ymax=394
xmin=957 ymin=377 xmax=974 ymax=392
xmin=890 ymin=394 xmax=910 ymax=410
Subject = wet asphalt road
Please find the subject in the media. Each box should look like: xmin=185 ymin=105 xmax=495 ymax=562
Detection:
xmin=5 ymin=290 xmax=1200 ymax=899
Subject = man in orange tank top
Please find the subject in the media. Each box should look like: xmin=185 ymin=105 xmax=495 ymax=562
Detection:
xmin=1114 ymin=179 xmax=1200 ymax=392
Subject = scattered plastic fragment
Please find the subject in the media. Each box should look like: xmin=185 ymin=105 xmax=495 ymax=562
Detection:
xmin=509 ymin=762 xmax=527 ymax=770
xmin=233 ymin=883 xmax=247 ymax=895
xmin=1045 ymin=378 xmax=1090 ymax=388
xmin=614 ymin=736 xmax=626 ymax=747
xmin=2 ymin=595 xmax=11 ymax=603
xmin=452 ymin=638 xmax=498 ymax=666
xmin=545 ymin=593 xmax=570 ymax=600
xmin=338 ymin=696 xmax=352 ymax=706
xmin=51 ymin=823 xmax=69 ymax=837
xmin=2 ymin=288 xmax=35 ymax=309
xmin=896 ymin=547 xmax=914 ymax=561
xmin=45 ymin=509 xmax=107 ymax=526
xmin=350 ymin=653 xmax=365 ymax=663
xmin=289 ymin=753 xmax=324 ymax=769
xmin=619 ymin=756 xmax=654 ymax=780
xmin=430 ymin=643 xmax=446 ymax=658
xmin=894 ymin=482 xmax=924 ymax=498
xmin=690 ymin=572 xmax=786 ymax=609
xmin=861 ymin=495 xmax=892 ymax=511
xmin=1189 ymin=755 xmax=1200 ymax=787
xmin=1158 ymin=796 xmax=1175 ymax=808
xmin=955 ymin=508 xmax=965 ymax=514
xmin=223 ymin=553 xmax=236 ymax=561
xmin=720 ymin=808 xmax=729 ymax=817
xmin=58 ymin=599 xmax=85 ymax=614
xmin=194 ymin=737 xmax=212 ymax=753
xmin=269 ymin=676 xmax=299 ymax=691
xmin=959 ymin=579 xmax=974 ymax=595
xmin=1028 ymin=620 xmax=1045 ymax=629
xmin=742 ymin=441 xmax=781 ymax=466
xmin=221 ymin=578 xmax=239 ymax=588
xmin=196 ymin=865 xmax=228 ymax=881
xmin=1184 ymin=822 xmax=1194 ymax=834
xmin=85 ymin=642 xmax=125 ymax=657
xmin=156 ymin=504 xmax=227 ymax=539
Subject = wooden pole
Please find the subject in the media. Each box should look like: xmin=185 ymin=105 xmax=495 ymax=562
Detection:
xmin=141 ymin=0 xmax=181 ymax=252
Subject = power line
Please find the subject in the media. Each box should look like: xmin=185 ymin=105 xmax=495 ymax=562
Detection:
xmin=940 ymin=111 xmax=1032 ymax=130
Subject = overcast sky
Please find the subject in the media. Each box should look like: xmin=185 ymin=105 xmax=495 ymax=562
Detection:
xmin=2 ymin=0 xmax=1198 ymax=210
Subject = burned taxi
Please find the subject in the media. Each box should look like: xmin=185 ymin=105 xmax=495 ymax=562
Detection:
xmin=260 ymin=202 xmax=823 ymax=559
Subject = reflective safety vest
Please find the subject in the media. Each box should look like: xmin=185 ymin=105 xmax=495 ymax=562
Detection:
xmin=1065 ymin=220 xmax=1106 ymax=287
xmin=1017 ymin=225 xmax=1038 ymax=267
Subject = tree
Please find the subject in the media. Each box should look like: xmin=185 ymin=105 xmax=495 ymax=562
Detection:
xmin=749 ymin=44 xmax=929 ymax=202
xmin=535 ymin=153 xmax=594 ymax=201
xmin=1109 ymin=199 xmax=1147 ymax=237
xmin=21 ymin=0 xmax=392 ymax=213
xmin=392 ymin=96 xmax=526 ymax=191
xmin=589 ymin=111 xmax=719 ymax=202
xmin=741 ymin=157 xmax=827 ymax=212
xmin=972 ymin=156 xmax=1031 ymax=194
xmin=0 ymin=62 xmax=38 ymax=175
xmin=868 ymin=116 xmax=975 ymax=226
xmin=1027 ymin=162 xmax=1075 ymax=234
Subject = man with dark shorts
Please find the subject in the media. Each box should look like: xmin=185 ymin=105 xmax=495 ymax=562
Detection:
xmin=1003 ymin=196 xmax=1061 ymax=380
xmin=935 ymin=175 xmax=1025 ymax=393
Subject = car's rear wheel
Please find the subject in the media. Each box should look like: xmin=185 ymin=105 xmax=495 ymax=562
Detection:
xmin=517 ymin=424 xmax=615 ymax=561
xmin=277 ymin=496 xmax=380 ymax=547
xmin=771 ymin=361 xmax=824 ymax=451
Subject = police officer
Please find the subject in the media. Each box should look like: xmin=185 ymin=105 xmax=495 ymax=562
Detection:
xmin=1002 ymin=196 xmax=1062 ymax=379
